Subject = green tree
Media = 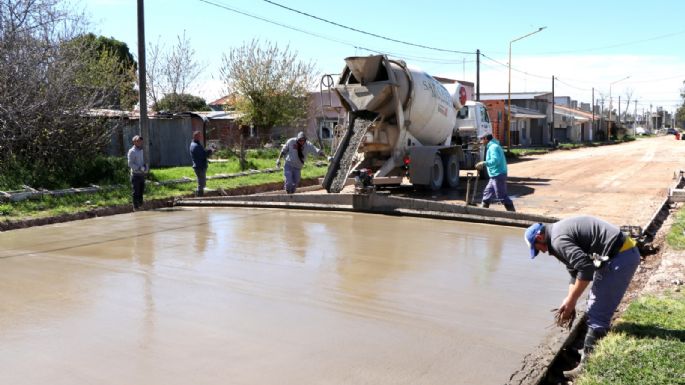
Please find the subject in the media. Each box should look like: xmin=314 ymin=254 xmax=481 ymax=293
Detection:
xmin=68 ymin=33 xmax=138 ymax=110
xmin=154 ymin=93 xmax=209 ymax=112
xmin=220 ymin=39 xmax=316 ymax=169
xmin=0 ymin=0 xmax=129 ymax=188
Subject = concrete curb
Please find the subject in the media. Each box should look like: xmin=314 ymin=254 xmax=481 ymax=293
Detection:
xmin=176 ymin=191 xmax=559 ymax=228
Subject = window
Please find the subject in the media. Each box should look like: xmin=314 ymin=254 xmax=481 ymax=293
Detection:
xmin=480 ymin=106 xmax=490 ymax=123
xmin=457 ymin=106 xmax=469 ymax=119
xmin=318 ymin=118 xmax=337 ymax=139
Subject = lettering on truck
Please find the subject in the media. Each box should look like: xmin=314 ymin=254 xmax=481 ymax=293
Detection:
xmin=422 ymin=74 xmax=451 ymax=116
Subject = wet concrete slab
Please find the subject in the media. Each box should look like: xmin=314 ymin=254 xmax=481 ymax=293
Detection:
xmin=0 ymin=207 xmax=568 ymax=385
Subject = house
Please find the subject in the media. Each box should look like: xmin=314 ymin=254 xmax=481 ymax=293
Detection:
xmin=553 ymin=105 xmax=597 ymax=142
xmin=480 ymin=92 xmax=551 ymax=146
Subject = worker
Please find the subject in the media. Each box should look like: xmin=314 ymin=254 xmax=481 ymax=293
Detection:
xmin=524 ymin=216 xmax=640 ymax=378
xmin=127 ymin=135 xmax=147 ymax=210
xmin=474 ymin=133 xmax=515 ymax=211
xmin=189 ymin=131 xmax=214 ymax=197
xmin=276 ymin=131 xmax=325 ymax=194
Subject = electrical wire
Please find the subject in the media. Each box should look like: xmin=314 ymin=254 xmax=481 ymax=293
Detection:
xmin=197 ymin=0 xmax=365 ymax=50
xmin=260 ymin=0 xmax=475 ymax=55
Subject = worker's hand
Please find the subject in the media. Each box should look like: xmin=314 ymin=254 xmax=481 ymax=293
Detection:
xmin=327 ymin=156 xmax=333 ymax=162
xmin=475 ymin=161 xmax=485 ymax=171
xmin=555 ymin=297 xmax=577 ymax=327
xmin=276 ymin=160 xmax=281 ymax=168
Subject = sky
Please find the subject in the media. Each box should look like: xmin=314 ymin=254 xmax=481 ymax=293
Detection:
xmin=85 ymin=0 xmax=685 ymax=114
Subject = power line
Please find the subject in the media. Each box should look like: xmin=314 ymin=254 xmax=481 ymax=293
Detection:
xmin=260 ymin=0 xmax=475 ymax=55
xmin=537 ymin=29 xmax=685 ymax=55
xmin=480 ymin=53 xmax=549 ymax=80
xmin=198 ymin=0 xmax=372 ymax=53
xmin=199 ymin=0 xmax=476 ymax=67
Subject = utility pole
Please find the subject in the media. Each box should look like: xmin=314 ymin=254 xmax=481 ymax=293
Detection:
xmin=137 ymin=0 xmax=150 ymax=167
xmin=634 ymin=100 xmax=637 ymax=126
xmin=590 ymin=87 xmax=595 ymax=141
xmin=618 ymin=96 xmax=621 ymax=127
xmin=476 ymin=49 xmax=480 ymax=101
xmin=551 ymin=76 xmax=555 ymax=145
xmin=600 ymin=99 xmax=605 ymax=138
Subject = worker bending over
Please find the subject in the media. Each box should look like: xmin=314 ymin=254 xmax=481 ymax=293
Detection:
xmin=524 ymin=215 xmax=640 ymax=378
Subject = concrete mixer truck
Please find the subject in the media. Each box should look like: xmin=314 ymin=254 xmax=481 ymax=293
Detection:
xmin=322 ymin=55 xmax=493 ymax=193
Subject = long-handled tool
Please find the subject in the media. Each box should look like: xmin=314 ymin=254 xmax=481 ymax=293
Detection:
xmin=470 ymin=169 xmax=480 ymax=205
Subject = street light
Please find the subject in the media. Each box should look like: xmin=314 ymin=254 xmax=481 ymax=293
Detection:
xmin=508 ymin=26 xmax=546 ymax=151
xmin=607 ymin=75 xmax=630 ymax=140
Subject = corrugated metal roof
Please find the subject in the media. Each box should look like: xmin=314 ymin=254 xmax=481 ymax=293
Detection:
xmin=479 ymin=92 xmax=551 ymax=101
xmin=505 ymin=105 xmax=547 ymax=119
xmin=195 ymin=111 xmax=242 ymax=120
xmin=555 ymin=105 xmax=597 ymax=121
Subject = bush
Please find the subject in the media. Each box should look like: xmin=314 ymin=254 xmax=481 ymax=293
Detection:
xmin=0 ymin=156 xmax=128 ymax=190
xmin=73 ymin=156 xmax=129 ymax=186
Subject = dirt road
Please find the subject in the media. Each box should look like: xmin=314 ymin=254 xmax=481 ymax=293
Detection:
xmin=496 ymin=135 xmax=685 ymax=225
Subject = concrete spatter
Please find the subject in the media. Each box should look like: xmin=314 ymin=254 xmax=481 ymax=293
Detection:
xmin=0 ymin=207 xmax=568 ymax=385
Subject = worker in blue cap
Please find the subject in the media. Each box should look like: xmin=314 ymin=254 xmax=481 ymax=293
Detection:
xmin=524 ymin=215 xmax=640 ymax=379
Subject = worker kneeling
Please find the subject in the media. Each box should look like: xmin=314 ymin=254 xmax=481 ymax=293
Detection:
xmin=524 ymin=216 xmax=640 ymax=379
xmin=474 ymin=133 xmax=515 ymax=211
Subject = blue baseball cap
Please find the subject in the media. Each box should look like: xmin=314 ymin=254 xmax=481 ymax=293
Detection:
xmin=524 ymin=223 xmax=545 ymax=259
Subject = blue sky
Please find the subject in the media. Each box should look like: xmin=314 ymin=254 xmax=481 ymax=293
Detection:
xmin=86 ymin=0 xmax=685 ymax=114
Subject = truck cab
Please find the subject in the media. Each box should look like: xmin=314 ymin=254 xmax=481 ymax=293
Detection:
xmin=454 ymin=101 xmax=493 ymax=140
xmin=452 ymin=101 xmax=493 ymax=171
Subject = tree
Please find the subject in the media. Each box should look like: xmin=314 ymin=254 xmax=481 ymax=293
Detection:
xmin=677 ymin=81 xmax=685 ymax=128
xmin=0 ymin=0 xmax=130 ymax=188
xmin=220 ymin=39 xmax=316 ymax=169
xmin=154 ymin=93 xmax=209 ymax=112
xmin=67 ymin=33 xmax=138 ymax=109
xmin=146 ymin=31 xmax=204 ymax=109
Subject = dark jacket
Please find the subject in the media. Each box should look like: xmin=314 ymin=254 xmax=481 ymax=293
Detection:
xmin=544 ymin=215 xmax=624 ymax=283
xmin=189 ymin=140 xmax=212 ymax=170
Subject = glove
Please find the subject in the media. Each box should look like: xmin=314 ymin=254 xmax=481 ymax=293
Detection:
xmin=327 ymin=156 xmax=333 ymax=162
xmin=276 ymin=160 xmax=281 ymax=168
xmin=475 ymin=161 xmax=485 ymax=171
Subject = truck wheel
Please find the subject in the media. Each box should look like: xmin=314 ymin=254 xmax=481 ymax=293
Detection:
xmin=442 ymin=154 xmax=460 ymax=188
xmin=428 ymin=154 xmax=444 ymax=191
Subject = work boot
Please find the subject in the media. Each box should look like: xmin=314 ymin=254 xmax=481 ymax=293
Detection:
xmin=196 ymin=189 xmax=204 ymax=197
xmin=504 ymin=202 xmax=516 ymax=212
xmin=480 ymin=201 xmax=490 ymax=208
xmin=563 ymin=328 xmax=607 ymax=379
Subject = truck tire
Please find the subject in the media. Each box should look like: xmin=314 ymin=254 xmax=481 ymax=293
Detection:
xmin=442 ymin=154 xmax=460 ymax=188
xmin=428 ymin=154 xmax=444 ymax=191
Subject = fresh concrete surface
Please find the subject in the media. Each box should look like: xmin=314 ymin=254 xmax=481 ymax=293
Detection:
xmin=0 ymin=207 xmax=568 ymax=385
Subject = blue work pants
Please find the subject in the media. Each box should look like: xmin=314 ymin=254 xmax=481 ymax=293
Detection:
xmin=482 ymin=173 xmax=513 ymax=205
xmin=284 ymin=163 xmax=302 ymax=194
xmin=586 ymin=246 xmax=641 ymax=333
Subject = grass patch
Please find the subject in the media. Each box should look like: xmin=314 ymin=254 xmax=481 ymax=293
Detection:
xmin=577 ymin=291 xmax=685 ymax=385
xmin=666 ymin=206 xmax=685 ymax=249
xmin=0 ymin=163 xmax=328 ymax=221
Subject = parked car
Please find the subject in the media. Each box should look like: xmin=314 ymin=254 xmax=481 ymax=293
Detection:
xmin=667 ymin=128 xmax=677 ymax=135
